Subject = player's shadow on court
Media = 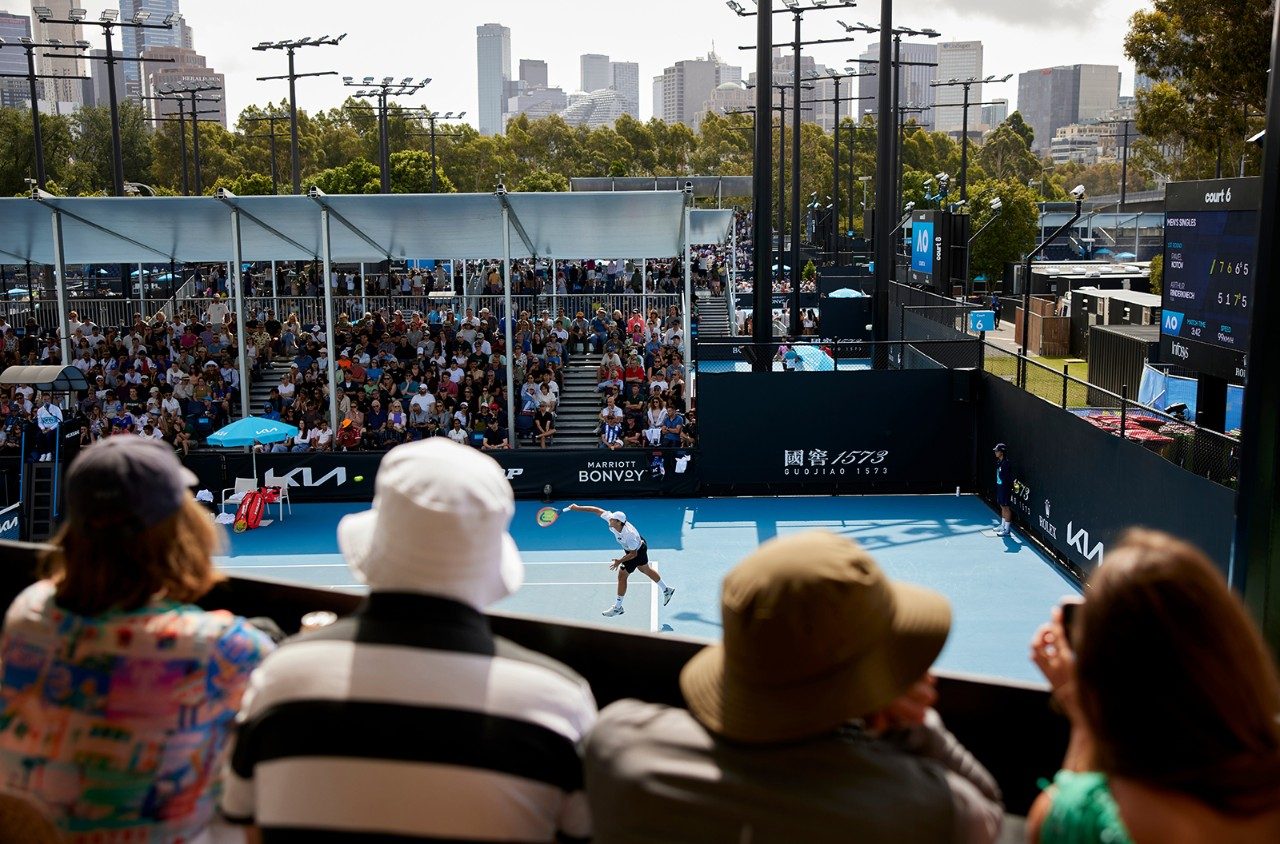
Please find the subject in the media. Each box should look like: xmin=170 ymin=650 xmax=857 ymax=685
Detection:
xmin=671 ymin=610 xmax=722 ymax=628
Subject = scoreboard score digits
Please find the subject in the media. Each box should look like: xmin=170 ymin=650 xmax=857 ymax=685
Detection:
xmin=1160 ymin=178 xmax=1259 ymax=383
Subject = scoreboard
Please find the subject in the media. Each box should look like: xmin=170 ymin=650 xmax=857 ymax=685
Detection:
xmin=1160 ymin=178 xmax=1259 ymax=383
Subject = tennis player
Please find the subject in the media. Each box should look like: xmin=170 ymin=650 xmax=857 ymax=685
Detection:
xmin=564 ymin=504 xmax=674 ymax=617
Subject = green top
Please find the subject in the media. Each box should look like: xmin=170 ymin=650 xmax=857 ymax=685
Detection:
xmin=1040 ymin=770 xmax=1134 ymax=844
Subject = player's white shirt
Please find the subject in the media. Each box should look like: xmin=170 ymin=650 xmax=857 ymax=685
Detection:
xmin=601 ymin=512 xmax=642 ymax=551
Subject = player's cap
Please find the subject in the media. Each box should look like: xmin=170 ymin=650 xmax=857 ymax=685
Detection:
xmin=65 ymin=437 xmax=198 ymax=534
xmin=606 ymin=510 xmax=627 ymax=524
xmin=993 ymin=443 xmax=1007 ymax=452
xmin=337 ymin=439 xmax=523 ymax=609
xmin=680 ymin=531 xmax=950 ymax=745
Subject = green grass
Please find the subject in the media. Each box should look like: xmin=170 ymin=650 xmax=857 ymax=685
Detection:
xmin=983 ymin=352 xmax=1093 ymax=408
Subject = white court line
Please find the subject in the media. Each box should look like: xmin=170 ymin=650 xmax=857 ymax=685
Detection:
xmin=522 ymin=560 xmax=619 ymax=566
xmin=522 ymin=581 xmax=615 ymax=586
xmin=650 ymin=581 xmax=658 ymax=632
xmin=220 ymin=564 xmax=348 ymax=569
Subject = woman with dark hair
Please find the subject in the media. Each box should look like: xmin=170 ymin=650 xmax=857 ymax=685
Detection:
xmin=0 ymin=438 xmax=274 ymax=841
xmin=1028 ymin=529 xmax=1280 ymax=842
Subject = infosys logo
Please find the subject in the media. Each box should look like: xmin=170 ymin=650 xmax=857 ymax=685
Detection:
xmin=1170 ymin=341 xmax=1190 ymax=360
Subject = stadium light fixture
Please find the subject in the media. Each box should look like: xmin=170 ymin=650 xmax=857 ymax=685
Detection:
xmin=67 ymin=7 xmax=87 ymax=21
xmin=32 ymin=6 xmax=52 ymax=21
xmin=99 ymin=8 xmax=119 ymax=22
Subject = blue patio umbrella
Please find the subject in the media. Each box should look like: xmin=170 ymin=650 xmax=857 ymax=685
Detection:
xmin=206 ymin=416 xmax=299 ymax=478
xmin=828 ymin=287 xmax=866 ymax=298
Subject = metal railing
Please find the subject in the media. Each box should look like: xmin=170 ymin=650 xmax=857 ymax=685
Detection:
xmin=694 ymin=337 xmax=982 ymax=373
xmin=6 ymin=292 xmax=687 ymax=334
xmin=982 ymin=343 xmax=1240 ymax=489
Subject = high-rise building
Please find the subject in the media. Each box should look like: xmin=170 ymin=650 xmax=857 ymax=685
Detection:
xmin=31 ymin=0 xmax=85 ymax=110
xmin=0 ymin=11 xmax=31 ymax=110
xmin=119 ymin=1 xmax=187 ymax=102
xmin=87 ymin=48 xmax=126 ymax=111
xmin=580 ymin=53 xmax=610 ymax=93
xmin=519 ymin=59 xmax=547 ymax=90
xmin=562 ymin=88 xmax=628 ymax=129
xmin=610 ymin=60 xmax=639 ymax=118
xmin=144 ymin=46 xmax=225 ymax=127
xmin=749 ymin=49 xmax=838 ymax=131
xmin=1017 ymin=64 xmax=1120 ymax=151
xmin=857 ymin=42 xmax=938 ymax=132
xmin=476 ymin=23 xmax=511 ymax=136
xmin=652 ymin=75 xmax=663 ymax=122
xmin=510 ymin=86 xmax=567 ymax=120
xmin=981 ymin=99 xmax=1009 ymax=130
xmin=933 ymin=41 xmax=983 ymax=135
xmin=655 ymin=51 xmax=741 ymax=129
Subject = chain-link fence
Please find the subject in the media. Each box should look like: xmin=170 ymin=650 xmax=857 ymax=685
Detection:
xmin=983 ymin=344 xmax=1240 ymax=489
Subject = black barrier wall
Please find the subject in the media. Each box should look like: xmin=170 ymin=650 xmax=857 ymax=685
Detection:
xmin=698 ymin=370 xmax=976 ymax=493
xmin=186 ymin=449 xmax=698 ymax=503
xmin=977 ymin=375 xmax=1236 ymax=578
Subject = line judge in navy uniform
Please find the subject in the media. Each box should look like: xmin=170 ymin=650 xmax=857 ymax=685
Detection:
xmin=993 ymin=443 xmax=1012 ymax=536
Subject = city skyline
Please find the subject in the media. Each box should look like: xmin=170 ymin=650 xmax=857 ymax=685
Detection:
xmin=2 ymin=0 xmax=1147 ymax=129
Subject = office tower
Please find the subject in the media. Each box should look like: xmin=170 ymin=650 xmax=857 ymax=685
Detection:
xmin=749 ymin=48 xmax=836 ymax=131
xmin=31 ymin=0 xmax=85 ymax=109
xmin=119 ymin=1 xmax=185 ymax=102
xmin=580 ymin=53 xmax=610 ymax=93
xmin=652 ymin=75 xmax=663 ymax=122
xmin=562 ymin=88 xmax=627 ymax=128
xmin=980 ymin=99 xmax=1009 ymax=130
xmin=519 ymin=58 xmax=547 ymax=90
xmin=934 ymin=41 xmax=983 ymax=135
xmin=857 ymin=42 xmax=938 ymax=132
xmin=656 ymin=51 xmax=742 ymax=129
xmin=88 ymin=47 xmax=127 ymax=111
xmin=1017 ymin=64 xmax=1120 ymax=151
xmin=144 ymin=46 xmax=225 ymax=127
xmin=511 ymin=86 xmax=567 ymax=120
xmin=0 ymin=11 xmax=31 ymax=109
xmin=476 ymin=23 xmax=511 ymax=136
xmin=610 ymin=60 xmax=639 ymax=118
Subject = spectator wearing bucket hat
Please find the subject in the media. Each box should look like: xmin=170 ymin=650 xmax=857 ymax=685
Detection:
xmin=584 ymin=531 xmax=1003 ymax=843
xmin=223 ymin=440 xmax=597 ymax=842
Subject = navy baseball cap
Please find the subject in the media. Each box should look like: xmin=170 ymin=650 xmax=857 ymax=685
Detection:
xmin=65 ymin=437 xmax=198 ymax=532
xmin=993 ymin=443 xmax=1007 ymax=452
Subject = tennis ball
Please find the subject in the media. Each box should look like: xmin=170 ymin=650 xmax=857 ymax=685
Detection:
xmin=354 ymin=475 xmax=364 ymax=482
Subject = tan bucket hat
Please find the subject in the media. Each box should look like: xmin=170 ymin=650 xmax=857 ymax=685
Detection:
xmin=680 ymin=530 xmax=951 ymax=744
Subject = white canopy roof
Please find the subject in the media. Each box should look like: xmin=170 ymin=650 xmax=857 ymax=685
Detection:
xmin=0 ymin=190 xmax=714 ymax=265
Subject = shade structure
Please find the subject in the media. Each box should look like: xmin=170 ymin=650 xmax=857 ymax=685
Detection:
xmin=687 ymin=209 xmax=735 ymax=246
xmin=206 ymin=416 xmax=298 ymax=448
xmin=206 ymin=416 xmax=299 ymax=481
xmin=0 ymin=365 xmax=89 ymax=392
xmin=0 ymin=191 xmax=694 ymax=265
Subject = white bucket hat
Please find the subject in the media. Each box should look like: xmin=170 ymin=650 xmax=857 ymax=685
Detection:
xmin=337 ymin=439 xmax=524 ymax=609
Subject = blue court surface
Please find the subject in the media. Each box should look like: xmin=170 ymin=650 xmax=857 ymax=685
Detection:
xmin=217 ymin=495 xmax=1077 ymax=684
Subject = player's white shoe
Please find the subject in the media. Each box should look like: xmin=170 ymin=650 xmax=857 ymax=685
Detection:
xmin=662 ymin=587 xmax=675 ymax=606
xmin=601 ymin=605 xmax=625 ymax=617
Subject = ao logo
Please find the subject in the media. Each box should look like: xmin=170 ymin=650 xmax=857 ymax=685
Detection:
xmin=1162 ymin=311 xmax=1183 ymax=335
xmin=915 ymin=228 xmax=930 ymax=254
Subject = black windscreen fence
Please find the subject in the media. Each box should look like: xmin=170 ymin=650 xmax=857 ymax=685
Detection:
xmin=975 ymin=375 xmax=1235 ymax=579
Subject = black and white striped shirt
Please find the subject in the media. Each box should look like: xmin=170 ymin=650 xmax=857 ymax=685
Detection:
xmin=222 ymin=592 xmax=597 ymax=842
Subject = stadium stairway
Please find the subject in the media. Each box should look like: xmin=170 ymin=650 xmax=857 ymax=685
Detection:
xmin=244 ymin=360 xmax=293 ymax=419
xmin=550 ymin=351 xmax=607 ymax=448
xmin=695 ymin=290 xmax=732 ymax=338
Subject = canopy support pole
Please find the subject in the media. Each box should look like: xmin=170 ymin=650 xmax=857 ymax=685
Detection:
xmin=49 ymin=209 xmax=71 ymax=367
xmin=730 ymin=221 xmax=738 ymax=334
xmin=550 ymin=256 xmax=556 ymax=325
xmin=271 ymin=260 xmax=278 ymax=300
xmin=641 ymin=258 xmax=648 ymax=323
xmin=360 ymin=262 xmax=367 ymax=316
xmin=462 ymin=259 xmax=469 ymax=315
xmin=321 ymin=208 xmax=339 ymax=434
xmin=138 ymin=263 xmax=145 ymax=314
xmin=502 ymin=205 xmax=517 ymax=447
xmin=683 ymin=205 xmax=693 ymax=398
xmin=228 ymin=210 xmax=251 ymax=422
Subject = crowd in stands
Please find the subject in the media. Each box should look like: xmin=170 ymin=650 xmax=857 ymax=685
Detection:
xmin=2 ymin=437 xmax=1279 ymax=842
xmin=0 ymin=249 xmax=723 ymax=456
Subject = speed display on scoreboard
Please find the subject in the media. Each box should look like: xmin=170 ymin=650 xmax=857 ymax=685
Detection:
xmin=1160 ymin=178 xmax=1259 ymax=383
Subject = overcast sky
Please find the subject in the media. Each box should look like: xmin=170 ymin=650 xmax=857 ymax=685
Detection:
xmin=69 ymin=0 xmax=1149 ymax=125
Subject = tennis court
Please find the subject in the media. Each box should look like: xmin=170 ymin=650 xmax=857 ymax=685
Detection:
xmin=217 ymin=494 xmax=1076 ymax=684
